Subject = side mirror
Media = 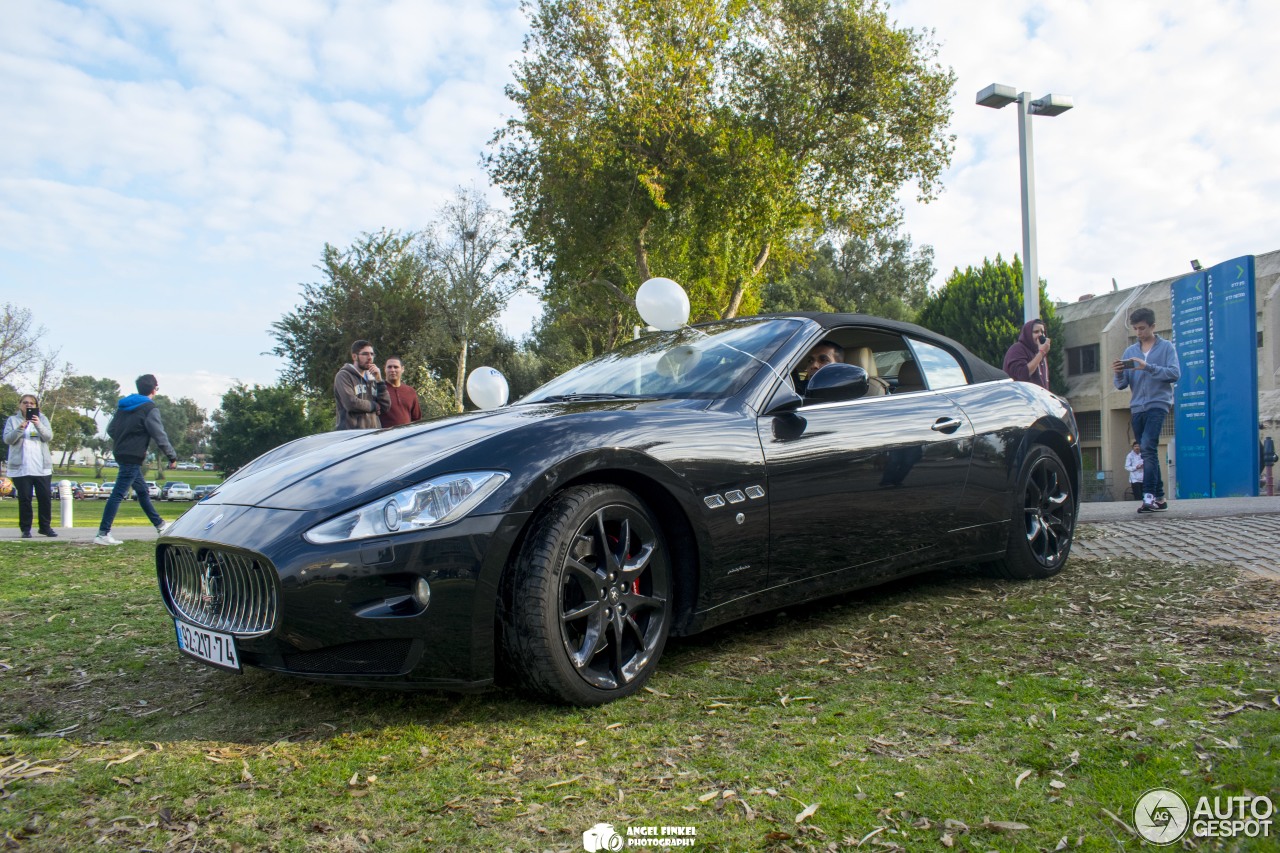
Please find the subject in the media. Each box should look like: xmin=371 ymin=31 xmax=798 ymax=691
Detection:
xmin=805 ymin=363 xmax=869 ymax=403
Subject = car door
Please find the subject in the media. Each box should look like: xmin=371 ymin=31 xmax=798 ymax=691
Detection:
xmin=757 ymin=333 xmax=975 ymax=592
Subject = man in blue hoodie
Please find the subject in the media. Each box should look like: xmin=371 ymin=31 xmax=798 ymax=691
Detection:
xmin=1112 ymin=307 xmax=1181 ymax=514
xmin=96 ymin=374 xmax=178 ymax=545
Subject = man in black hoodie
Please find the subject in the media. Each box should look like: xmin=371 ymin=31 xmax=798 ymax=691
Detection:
xmin=95 ymin=374 xmax=178 ymax=545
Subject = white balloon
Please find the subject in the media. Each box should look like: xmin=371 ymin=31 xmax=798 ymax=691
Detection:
xmin=635 ymin=277 xmax=690 ymax=331
xmin=466 ymin=367 xmax=509 ymax=410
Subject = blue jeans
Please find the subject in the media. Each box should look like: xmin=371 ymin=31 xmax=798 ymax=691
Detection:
xmin=98 ymin=462 xmax=162 ymax=533
xmin=1131 ymin=408 xmax=1167 ymax=501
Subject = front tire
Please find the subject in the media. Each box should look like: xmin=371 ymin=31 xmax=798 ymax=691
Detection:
xmin=991 ymin=445 xmax=1075 ymax=579
xmin=502 ymin=484 xmax=672 ymax=705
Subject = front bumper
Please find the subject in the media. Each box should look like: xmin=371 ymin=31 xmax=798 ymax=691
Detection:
xmin=156 ymin=502 xmax=531 ymax=689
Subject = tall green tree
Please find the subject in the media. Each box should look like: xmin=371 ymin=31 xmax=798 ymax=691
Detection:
xmin=915 ymin=255 xmax=1066 ymax=393
xmin=0 ymin=303 xmax=47 ymax=384
xmin=419 ymin=188 xmax=523 ymax=412
xmin=51 ymin=413 xmax=98 ymax=469
xmin=490 ymin=0 xmax=955 ymax=352
xmin=59 ymin=375 xmax=121 ymax=420
xmin=762 ymin=224 xmax=935 ymax=320
xmin=209 ymin=384 xmax=329 ymax=474
xmin=270 ymin=230 xmax=435 ymax=400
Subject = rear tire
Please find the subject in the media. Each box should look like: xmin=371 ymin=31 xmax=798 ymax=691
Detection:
xmin=991 ymin=446 xmax=1075 ymax=579
xmin=501 ymin=484 xmax=672 ymax=705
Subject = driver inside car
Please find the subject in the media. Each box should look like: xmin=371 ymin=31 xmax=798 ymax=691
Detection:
xmin=795 ymin=340 xmax=844 ymax=394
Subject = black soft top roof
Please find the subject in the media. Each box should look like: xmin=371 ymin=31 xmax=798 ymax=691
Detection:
xmin=759 ymin=311 xmax=1010 ymax=385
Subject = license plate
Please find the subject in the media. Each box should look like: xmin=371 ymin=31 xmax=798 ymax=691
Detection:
xmin=174 ymin=620 xmax=242 ymax=672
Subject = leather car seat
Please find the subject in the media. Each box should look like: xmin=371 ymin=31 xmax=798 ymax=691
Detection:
xmin=894 ymin=359 xmax=926 ymax=393
xmin=847 ymin=346 xmax=888 ymax=396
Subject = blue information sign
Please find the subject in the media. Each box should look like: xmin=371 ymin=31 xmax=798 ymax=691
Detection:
xmin=1206 ymin=256 xmax=1258 ymax=496
xmin=1171 ymin=255 xmax=1257 ymax=498
xmin=1171 ymin=274 xmax=1210 ymax=498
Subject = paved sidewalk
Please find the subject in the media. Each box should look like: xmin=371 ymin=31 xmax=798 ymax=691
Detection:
xmin=1075 ymin=496 xmax=1280 ymax=580
xmin=0 ymin=525 xmax=161 ymax=543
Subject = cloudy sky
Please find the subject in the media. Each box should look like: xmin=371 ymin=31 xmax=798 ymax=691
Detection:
xmin=3 ymin=0 xmax=1278 ymax=414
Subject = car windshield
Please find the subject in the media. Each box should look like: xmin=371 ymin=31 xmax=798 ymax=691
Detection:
xmin=520 ymin=318 xmax=802 ymax=403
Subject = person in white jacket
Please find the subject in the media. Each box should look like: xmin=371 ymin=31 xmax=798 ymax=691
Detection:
xmin=1124 ymin=440 xmax=1144 ymax=502
xmin=3 ymin=394 xmax=56 ymax=537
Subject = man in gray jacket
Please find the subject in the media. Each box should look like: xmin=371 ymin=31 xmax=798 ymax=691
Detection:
xmin=334 ymin=340 xmax=390 ymax=430
xmin=1112 ymin=307 xmax=1181 ymax=513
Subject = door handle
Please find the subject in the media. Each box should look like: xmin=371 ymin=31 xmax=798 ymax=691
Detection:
xmin=930 ymin=417 xmax=963 ymax=434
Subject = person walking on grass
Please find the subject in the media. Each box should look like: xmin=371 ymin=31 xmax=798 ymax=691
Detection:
xmin=95 ymin=374 xmax=177 ymax=545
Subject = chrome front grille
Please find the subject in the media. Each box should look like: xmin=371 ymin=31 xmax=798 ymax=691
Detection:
xmin=161 ymin=545 xmax=279 ymax=635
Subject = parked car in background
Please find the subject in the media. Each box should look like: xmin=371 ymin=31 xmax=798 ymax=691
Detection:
xmin=79 ymin=482 xmax=101 ymax=499
xmin=104 ymin=460 xmax=119 ymax=468
xmin=146 ymin=481 xmax=160 ymax=499
xmin=100 ymin=482 xmax=116 ymax=498
xmin=51 ymin=482 xmax=88 ymax=500
xmin=203 ymin=463 xmax=216 ymax=471
xmin=164 ymin=483 xmax=195 ymax=501
xmin=192 ymin=485 xmax=217 ymax=501
xmin=158 ymin=311 xmax=1082 ymax=705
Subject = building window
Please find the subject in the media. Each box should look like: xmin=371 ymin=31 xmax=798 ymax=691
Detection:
xmin=1067 ymin=344 xmax=1100 ymax=375
xmin=1161 ymin=409 xmax=1176 ymax=438
xmin=1076 ymin=410 xmax=1101 ymax=441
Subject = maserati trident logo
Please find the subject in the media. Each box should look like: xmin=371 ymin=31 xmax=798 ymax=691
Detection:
xmin=199 ymin=555 xmax=223 ymax=609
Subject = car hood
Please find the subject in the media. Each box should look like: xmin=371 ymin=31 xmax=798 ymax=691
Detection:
xmin=207 ymin=398 xmax=706 ymax=513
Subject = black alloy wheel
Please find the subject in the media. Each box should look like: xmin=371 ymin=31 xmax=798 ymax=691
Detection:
xmin=503 ymin=484 xmax=672 ymax=705
xmin=993 ymin=446 xmax=1075 ymax=579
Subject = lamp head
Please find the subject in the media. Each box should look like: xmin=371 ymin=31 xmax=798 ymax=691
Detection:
xmin=1030 ymin=94 xmax=1074 ymax=116
xmin=976 ymin=83 xmax=1018 ymax=109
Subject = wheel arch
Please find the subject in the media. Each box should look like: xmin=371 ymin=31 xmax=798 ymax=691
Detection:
xmin=1029 ymin=427 xmax=1082 ymax=509
xmin=490 ymin=456 xmax=707 ymax=686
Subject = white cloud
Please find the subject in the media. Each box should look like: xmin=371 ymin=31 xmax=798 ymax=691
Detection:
xmin=2 ymin=0 xmax=1277 ymax=420
xmin=892 ymin=0 xmax=1280 ymax=302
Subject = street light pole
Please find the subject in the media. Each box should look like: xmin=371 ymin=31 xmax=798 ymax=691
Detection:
xmin=1016 ymin=92 xmax=1039 ymax=325
xmin=977 ymin=84 xmax=1073 ymax=323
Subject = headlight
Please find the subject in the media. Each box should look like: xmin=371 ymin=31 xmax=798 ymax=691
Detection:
xmin=303 ymin=471 xmax=509 ymax=544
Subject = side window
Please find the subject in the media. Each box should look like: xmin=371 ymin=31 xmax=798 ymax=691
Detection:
xmin=907 ymin=339 xmax=969 ymax=390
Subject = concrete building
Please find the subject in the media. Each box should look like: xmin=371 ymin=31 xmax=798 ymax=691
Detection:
xmin=1056 ymin=249 xmax=1280 ymax=500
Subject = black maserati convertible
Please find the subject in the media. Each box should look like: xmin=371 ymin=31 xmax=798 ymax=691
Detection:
xmin=158 ymin=313 xmax=1080 ymax=705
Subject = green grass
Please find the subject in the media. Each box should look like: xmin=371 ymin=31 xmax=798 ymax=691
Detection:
xmin=1 ymin=542 xmax=1276 ymax=851
xmin=1 ymin=466 xmax=222 ymax=527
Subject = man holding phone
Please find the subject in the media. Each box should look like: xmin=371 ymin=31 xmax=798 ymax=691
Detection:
xmin=1113 ymin=307 xmax=1181 ymax=513
xmin=334 ymin=340 xmax=390 ymax=430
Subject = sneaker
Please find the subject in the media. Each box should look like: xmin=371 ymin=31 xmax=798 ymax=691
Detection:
xmin=1151 ymin=500 xmax=1168 ymax=512
xmin=1137 ymin=502 xmax=1157 ymax=514
xmin=94 ymin=533 xmax=123 ymax=546
xmin=38 ymin=528 xmax=58 ymax=537
xmin=156 ymin=521 xmax=171 ymax=535
xmin=21 ymin=530 xmax=32 ymax=538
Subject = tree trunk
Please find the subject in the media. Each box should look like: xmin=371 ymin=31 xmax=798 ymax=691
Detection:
xmin=722 ymin=242 xmax=772 ymax=319
xmin=634 ymin=222 xmax=652 ymax=283
xmin=454 ymin=337 xmax=468 ymax=412
xmin=594 ymin=276 xmax=634 ymax=308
